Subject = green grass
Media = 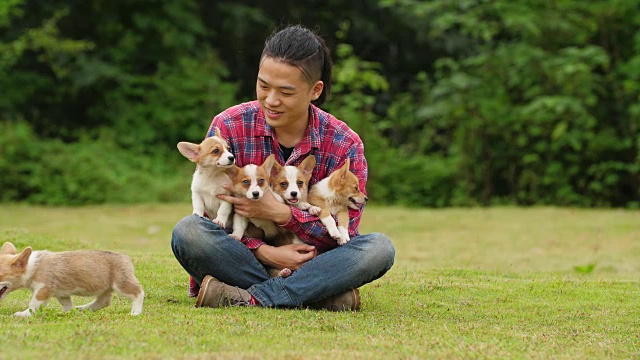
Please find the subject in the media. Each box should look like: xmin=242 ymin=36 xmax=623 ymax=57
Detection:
xmin=1 ymin=204 xmax=639 ymax=359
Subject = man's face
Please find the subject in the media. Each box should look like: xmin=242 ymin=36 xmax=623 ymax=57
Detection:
xmin=256 ymin=56 xmax=323 ymax=131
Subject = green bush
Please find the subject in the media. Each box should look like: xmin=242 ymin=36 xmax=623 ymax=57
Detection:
xmin=372 ymin=152 xmax=459 ymax=207
xmin=0 ymin=120 xmax=40 ymax=202
xmin=0 ymin=121 xmax=193 ymax=205
xmin=2 ymin=1 xmax=640 ymax=207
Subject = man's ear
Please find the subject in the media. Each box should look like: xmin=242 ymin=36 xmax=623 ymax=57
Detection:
xmin=311 ymin=81 xmax=324 ymax=101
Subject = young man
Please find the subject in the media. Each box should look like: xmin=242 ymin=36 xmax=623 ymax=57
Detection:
xmin=171 ymin=25 xmax=395 ymax=311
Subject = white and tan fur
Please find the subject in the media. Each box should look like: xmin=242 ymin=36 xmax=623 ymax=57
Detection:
xmin=177 ymin=128 xmax=235 ymax=227
xmin=271 ymin=155 xmax=321 ymax=217
xmin=268 ymin=155 xmax=321 ymax=277
xmin=224 ymin=154 xmax=279 ymax=240
xmin=308 ymin=159 xmax=368 ymax=245
xmin=0 ymin=242 xmax=144 ymax=317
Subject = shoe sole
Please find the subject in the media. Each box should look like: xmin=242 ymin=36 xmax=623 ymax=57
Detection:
xmin=352 ymin=288 xmax=361 ymax=311
xmin=194 ymin=275 xmax=214 ymax=307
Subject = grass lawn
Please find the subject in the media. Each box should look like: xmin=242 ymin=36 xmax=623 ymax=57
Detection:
xmin=0 ymin=204 xmax=639 ymax=359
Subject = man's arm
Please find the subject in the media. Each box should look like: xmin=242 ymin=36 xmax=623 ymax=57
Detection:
xmin=217 ymin=189 xmax=317 ymax=269
xmin=252 ymin=242 xmax=317 ymax=271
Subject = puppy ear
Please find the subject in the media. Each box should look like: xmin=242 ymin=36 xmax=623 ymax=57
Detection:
xmin=215 ymin=127 xmax=222 ymax=138
xmin=271 ymin=160 xmax=283 ymax=179
xmin=224 ymin=165 xmax=239 ymax=178
xmin=299 ymin=156 xmax=316 ymax=177
xmin=11 ymin=246 xmax=32 ymax=270
xmin=262 ymin=154 xmax=276 ymax=176
xmin=1 ymin=242 xmax=16 ymax=255
xmin=339 ymin=158 xmax=351 ymax=180
xmin=177 ymin=142 xmax=201 ymax=161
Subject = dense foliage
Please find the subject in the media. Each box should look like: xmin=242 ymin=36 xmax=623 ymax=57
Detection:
xmin=1 ymin=0 xmax=639 ymax=207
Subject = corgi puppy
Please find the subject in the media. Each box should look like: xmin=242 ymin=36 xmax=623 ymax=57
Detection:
xmin=0 ymin=242 xmax=144 ymax=317
xmin=268 ymin=155 xmax=321 ymax=278
xmin=308 ymin=159 xmax=368 ymax=245
xmin=224 ymin=154 xmax=279 ymax=240
xmin=271 ymin=155 xmax=321 ymax=216
xmin=177 ymin=128 xmax=235 ymax=227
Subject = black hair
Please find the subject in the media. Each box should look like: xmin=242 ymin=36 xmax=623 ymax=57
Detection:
xmin=261 ymin=25 xmax=332 ymax=107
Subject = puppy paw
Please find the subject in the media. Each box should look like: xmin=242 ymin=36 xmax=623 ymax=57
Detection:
xmin=308 ymin=206 xmax=322 ymax=216
xmin=212 ymin=218 xmax=226 ymax=227
xmin=327 ymin=227 xmax=341 ymax=240
xmin=131 ymin=309 xmax=142 ymax=316
xmin=337 ymin=236 xmax=350 ymax=245
xmin=14 ymin=309 xmax=33 ymax=317
xmin=278 ymin=268 xmax=293 ymax=278
xmin=337 ymin=227 xmax=350 ymax=245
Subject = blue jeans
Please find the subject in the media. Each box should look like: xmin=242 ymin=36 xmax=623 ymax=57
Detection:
xmin=171 ymin=214 xmax=395 ymax=307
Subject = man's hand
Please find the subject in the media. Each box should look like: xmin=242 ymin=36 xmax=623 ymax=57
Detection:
xmin=217 ymin=185 xmax=291 ymax=225
xmin=253 ymin=243 xmax=317 ymax=271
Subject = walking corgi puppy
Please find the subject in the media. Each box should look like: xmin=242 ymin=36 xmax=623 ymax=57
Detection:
xmin=0 ymin=242 xmax=144 ymax=317
xmin=224 ymin=154 xmax=279 ymax=240
xmin=308 ymin=159 xmax=368 ymax=245
xmin=268 ymin=155 xmax=321 ymax=277
xmin=177 ymin=128 xmax=235 ymax=227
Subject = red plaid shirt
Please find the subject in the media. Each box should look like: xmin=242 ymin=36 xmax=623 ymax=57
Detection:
xmin=208 ymin=100 xmax=368 ymax=253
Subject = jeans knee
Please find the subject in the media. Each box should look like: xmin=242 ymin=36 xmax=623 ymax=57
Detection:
xmin=172 ymin=215 xmax=198 ymax=248
xmin=358 ymin=232 xmax=395 ymax=270
xmin=373 ymin=232 xmax=395 ymax=267
xmin=171 ymin=214 xmax=218 ymax=256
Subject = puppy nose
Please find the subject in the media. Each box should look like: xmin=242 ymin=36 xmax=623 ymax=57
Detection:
xmin=291 ymin=191 xmax=298 ymax=198
xmin=252 ymin=191 xmax=260 ymax=198
xmin=364 ymin=196 xmax=369 ymax=202
xmin=228 ymin=155 xmax=235 ymax=162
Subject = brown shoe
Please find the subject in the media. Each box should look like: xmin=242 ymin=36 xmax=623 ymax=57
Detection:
xmin=306 ymin=288 xmax=361 ymax=311
xmin=195 ymin=275 xmax=253 ymax=308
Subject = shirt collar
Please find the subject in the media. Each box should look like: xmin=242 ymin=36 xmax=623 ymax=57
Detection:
xmin=256 ymin=104 xmax=322 ymax=152
xmin=308 ymin=104 xmax=322 ymax=150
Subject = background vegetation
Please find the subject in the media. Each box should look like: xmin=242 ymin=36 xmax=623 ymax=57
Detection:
xmin=1 ymin=0 xmax=639 ymax=207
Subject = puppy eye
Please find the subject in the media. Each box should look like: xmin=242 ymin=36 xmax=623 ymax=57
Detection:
xmin=213 ymin=149 xmax=220 ymax=154
xmin=297 ymin=181 xmax=304 ymax=186
xmin=242 ymin=180 xmax=250 ymax=186
xmin=280 ymin=182 xmax=288 ymax=187
xmin=354 ymin=186 xmax=359 ymax=191
xmin=258 ymin=179 xmax=265 ymax=186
